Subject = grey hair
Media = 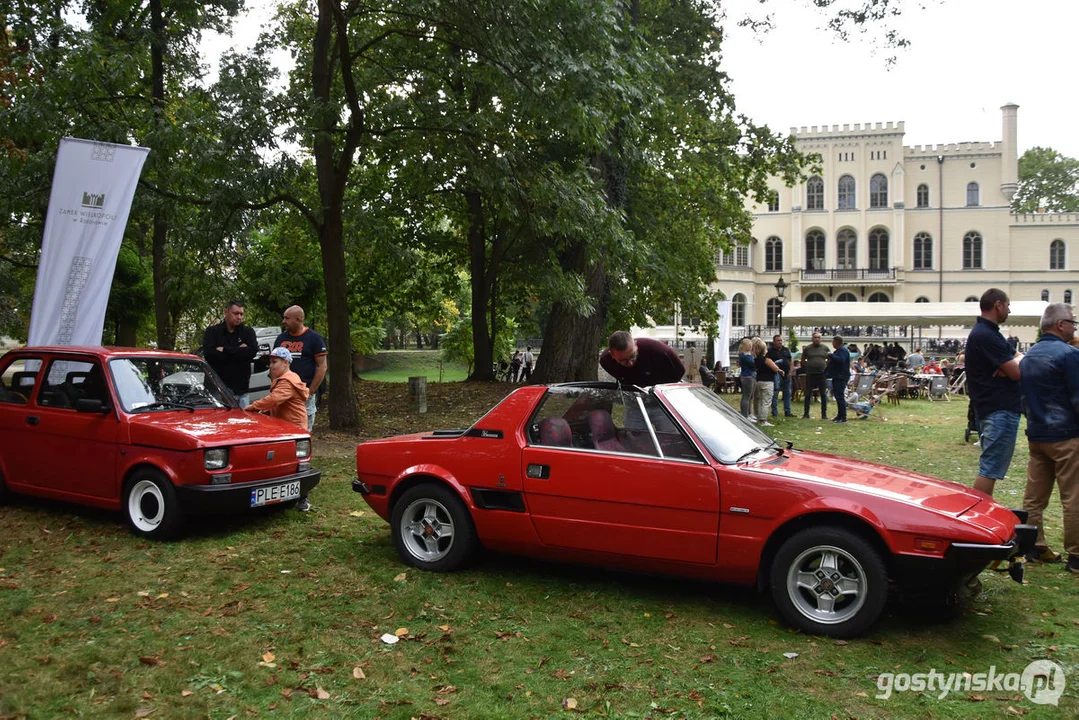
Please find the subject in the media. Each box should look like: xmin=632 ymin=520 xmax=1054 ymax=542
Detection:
xmin=1041 ymin=302 xmax=1074 ymax=332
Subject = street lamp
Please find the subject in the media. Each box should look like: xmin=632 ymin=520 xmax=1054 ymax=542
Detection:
xmin=774 ymin=277 xmax=788 ymax=334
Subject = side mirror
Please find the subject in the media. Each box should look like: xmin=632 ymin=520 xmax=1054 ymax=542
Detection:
xmin=76 ymin=398 xmax=110 ymax=414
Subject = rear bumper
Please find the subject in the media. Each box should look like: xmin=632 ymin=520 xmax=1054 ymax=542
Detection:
xmin=175 ymin=466 xmax=321 ymax=514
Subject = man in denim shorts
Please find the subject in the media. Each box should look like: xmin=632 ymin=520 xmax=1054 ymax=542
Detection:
xmin=965 ymin=288 xmax=1023 ymax=496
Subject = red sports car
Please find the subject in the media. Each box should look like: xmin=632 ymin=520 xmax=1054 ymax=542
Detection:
xmin=0 ymin=346 xmax=320 ymax=539
xmin=354 ymin=382 xmax=1034 ymax=637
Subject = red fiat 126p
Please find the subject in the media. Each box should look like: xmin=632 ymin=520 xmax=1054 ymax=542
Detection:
xmin=0 ymin=346 xmax=320 ymax=539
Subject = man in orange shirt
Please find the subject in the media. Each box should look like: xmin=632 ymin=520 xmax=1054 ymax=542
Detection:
xmin=245 ymin=347 xmax=313 ymax=510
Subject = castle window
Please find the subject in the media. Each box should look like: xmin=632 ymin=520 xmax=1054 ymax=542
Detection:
xmin=868 ymin=228 xmax=889 ymax=270
xmin=731 ymin=294 xmax=746 ymax=326
xmin=962 ymin=231 xmax=982 ymax=269
xmin=805 ymin=230 xmax=825 ymax=271
xmin=869 ymin=174 xmax=888 ymax=208
xmin=765 ymin=237 xmax=783 ymax=272
xmin=916 ymin=184 xmax=929 ymax=208
xmin=966 ymin=182 xmax=980 ymax=206
xmin=837 ymin=229 xmax=857 ymax=270
xmin=913 ymin=232 xmax=933 ymax=270
xmin=1041 ymin=289 xmax=1050 ymax=302
xmin=806 ymin=176 xmax=824 ymax=210
xmin=1050 ymin=239 xmax=1065 ymax=270
xmin=805 ymin=292 xmax=826 ymax=302
xmin=838 ymin=175 xmax=856 ymax=209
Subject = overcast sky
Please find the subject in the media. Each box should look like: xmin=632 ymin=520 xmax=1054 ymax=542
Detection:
xmin=203 ymin=0 xmax=1079 ymax=158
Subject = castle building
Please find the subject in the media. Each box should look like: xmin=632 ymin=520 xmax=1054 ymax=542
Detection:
xmin=715 ymin=104 xmax=1076 ymax=338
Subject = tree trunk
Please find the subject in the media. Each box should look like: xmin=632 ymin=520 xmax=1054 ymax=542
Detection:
xmin=310 ymin=0 xmax=359 ymax=428
xmin=466 ymin=188 xmax=494 ymax=380
xmin=532 ymin=250 xmax=608 ymax=383
xmin=149 ymin=0 xmax=174 ymax=350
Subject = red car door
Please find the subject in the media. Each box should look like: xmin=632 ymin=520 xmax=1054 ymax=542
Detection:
xmin=25 ymin=356 xmax=119 ymax=501
xmin=0 ymin=354 xmax=46 ymax=487
xmin=521 ymin=387 xmax=720 ymax=565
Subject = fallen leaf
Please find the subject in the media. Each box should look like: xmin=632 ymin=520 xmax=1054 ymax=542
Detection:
xmin=352 ymin=667 xmax=366 ymax=680
xmin=395 ymin=627 xmax=409 ymax=637
xmin=257 ymin=661 xmax=277 ymax=668
xmin=157 ymin=593 xmax=168 ymax=599
xmin=316 ymin=687 xmax=330 ymax=700
xmin=263 ymin=651 xmax=276 ymax=663
xmin=855 ymin=691 xmax=868 ymax=697
xmin=138 ymin=591 xmax=150 ymax=597
xmin=349 ymin=510 xmax=365 ymax=517
xmin=982 ymin=635 xmax=1001 ymax=644
xmin=438 ymin=625 xmax=450 ymax=631
xmin=181 ymin=690 xmax=193 ymax=697
xmin=833 ymin=640 xmax=848 ymax=646
xmin=722 ymin=623 xmax=734 ymax=629
xmin=134 ymin=709 xmax=155 ymax=718
xmin=563 ymin=697 xmax=578 ymax=710
xmin=394 ymin=573 xmax=408 ymax=582
xmin=139 ymin=657 xmax=161 ymax=666
xmin=434 ymin=697 xmax=450 ymax=706
xmin=969 ymin=695 xmax=985 ymax=702
xmin=105 ymin=597 xmax=120 ymax=603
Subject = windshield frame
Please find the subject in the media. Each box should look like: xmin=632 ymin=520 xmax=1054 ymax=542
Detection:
xmin=658 ymin=384 xmax=778 ymax=464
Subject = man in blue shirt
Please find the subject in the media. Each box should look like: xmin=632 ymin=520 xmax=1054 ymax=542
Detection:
xmin=965 ymin=289 xmax=1022 ymax=496
xmin=826 ymin=335 xmax=851 ymax=423
xmin=1019 ymin=303 xmax=1079 ymax=571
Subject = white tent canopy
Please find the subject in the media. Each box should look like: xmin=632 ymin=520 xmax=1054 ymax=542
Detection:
xmin=781 ymin=301 xmax=1049 ymax=328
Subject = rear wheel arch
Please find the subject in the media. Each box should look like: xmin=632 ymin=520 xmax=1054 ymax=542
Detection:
xmin=757 ymin=511 xmax=892 ymax=592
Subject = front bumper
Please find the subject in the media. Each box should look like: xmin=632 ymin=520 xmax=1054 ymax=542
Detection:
xmin=175 ymin=467 xmax=321 ymax=514
xmin=893 ymin=523 xmax=1038 ymax=590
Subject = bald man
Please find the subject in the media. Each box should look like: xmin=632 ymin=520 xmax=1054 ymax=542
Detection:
xmin=273 ymin=305 xmax=327 ymax=434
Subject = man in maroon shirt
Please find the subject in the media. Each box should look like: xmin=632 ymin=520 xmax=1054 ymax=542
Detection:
xmin=600 ymin=331 xmax=685 ymax=386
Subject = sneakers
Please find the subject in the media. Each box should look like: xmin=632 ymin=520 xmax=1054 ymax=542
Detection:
xmin=831 ymin=418 xmax=847 ymax=424
xmin=760 ymin=421 xmax=774 ymax=427
xmin=1067 ymin=555 xmax=1079 ymax=573
xmin=748 ymin=415 xmax=758 ymax=423
xmin=297 ymin=496 xmax=311 ymax=512
xmin=1026 ymin=547 xmax=1063 ymax=564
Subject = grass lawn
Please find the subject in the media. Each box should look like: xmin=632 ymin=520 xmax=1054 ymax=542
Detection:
xmin=356 ymin=350 xmax=472 ymax=384
xmin=1 ymin=385 xmax=1076 ymax=719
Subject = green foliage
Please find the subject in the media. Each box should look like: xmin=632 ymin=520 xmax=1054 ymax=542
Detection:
xmin=441 ymin=314 xmax=518 ymax=374
xmin=1013 ymin=146 xmax=1079 ymax=213
xmin=349 ymin=324 xmax=385 ymax=356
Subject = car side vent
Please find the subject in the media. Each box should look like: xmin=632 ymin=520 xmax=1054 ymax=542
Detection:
xmin=470 ymin=488 xmax=525 ymax=513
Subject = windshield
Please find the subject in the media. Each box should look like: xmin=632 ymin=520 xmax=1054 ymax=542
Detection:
xmin=108 ymin=358 xmax=233 ymax=412
xmin=660 ymin=385 xmax=776 ymax=464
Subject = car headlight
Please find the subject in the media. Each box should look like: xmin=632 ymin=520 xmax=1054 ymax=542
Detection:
xmin=296 ymin=439 xmax=311 ymax=459
xmin=204 ymin=447 xmax=229 ymax=470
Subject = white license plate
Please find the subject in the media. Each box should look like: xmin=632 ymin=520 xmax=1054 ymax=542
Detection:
xmin=251 ymin=481 xmax=301 ymax=507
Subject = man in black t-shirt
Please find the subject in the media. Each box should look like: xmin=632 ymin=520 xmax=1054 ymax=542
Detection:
xmin=767 ymin=334 xmax=794 ymax=417
xmin=202 ymin=300 xmax=258 ymax=406
xmin=274 ymin=306 xmax=327 ymax=434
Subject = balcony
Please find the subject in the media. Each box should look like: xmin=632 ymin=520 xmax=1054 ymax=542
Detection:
xmin=800 ymin=267 xmax=897 ymax=285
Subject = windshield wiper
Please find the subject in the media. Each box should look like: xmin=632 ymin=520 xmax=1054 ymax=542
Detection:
xmin=139 ymin=401 xmax=195 ymax=413
xmin=733 ymin=446 xmax=767 ymax=464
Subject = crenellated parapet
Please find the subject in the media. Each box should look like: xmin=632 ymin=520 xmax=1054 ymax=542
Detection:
xmin=1011 ymin=212 xmax=1079 ymax=225
xmin=791 ymin=121 xmax=904 ymax=138
xmin=905 ymin=141 xmax=1002 ymax=156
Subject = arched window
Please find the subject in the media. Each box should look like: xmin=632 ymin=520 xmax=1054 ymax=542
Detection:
xmin=869 ymin=228 xmax=889 ymax=270
xmin=838 ymin=175 xmax=856 ymax=209
xmin=915 ymin=296 xmax=930 ymax=303
xmin=805 ymin=230 xmax=825 ymax=271
xmin=765 ymin=236 xmax=783 ymax=272
xmin=870 ymin=174 xmax=888 ymax=208
xmin=963 ymin=231 xmax=983 ymax=269
xmin=1065 ymin=290 xmax=1073 ymax=304
xmin=806 ymin=176 xmax=824 ymax=210
xmin=837 ymin=229 xmax=857 ymax=270
xmin=1050 ymin=239 xmax=1066 ymax=270
xmin=731 ymin=294 xmax=746 ymax=326
xmin=868 ymin=292 xmax=890 ymax=302
xmin=837 ymin=292 xmax=857 ymax=302
xmin=916 ymin=184 xmax=929 ymax=208
xmin=767 ymin=298 xmax=783 ymax=326
xmin=966 ymin=182 xmax=980 ymax=206
xmin=767 ymin=192 xmax=779 ymax=212
xmin=913 ymin=232 xmax=933 ymax=270
xmin=805 ymin=292 xmax=826 ymax=302
xmin=1041 ymin=289 xmax=1050 ymax=302
xmin=965 ymin=296 xmax=979 ymax=303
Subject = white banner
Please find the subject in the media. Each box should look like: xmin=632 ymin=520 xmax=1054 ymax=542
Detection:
xmin=28 ymin=138 xmax=150 ymax=347
xmin=714 ymin=300 xmax=732 ymax=368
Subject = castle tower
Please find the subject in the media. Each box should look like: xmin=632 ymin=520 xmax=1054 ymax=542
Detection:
xmin=1000 ymin=103 xmax=1019 ymax=202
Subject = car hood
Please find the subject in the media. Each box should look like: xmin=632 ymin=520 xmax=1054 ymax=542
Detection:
xmin=747 ymin=449 xmax=984 ymax=517
xmin=126 ymin=409 xmax=307 ymax=451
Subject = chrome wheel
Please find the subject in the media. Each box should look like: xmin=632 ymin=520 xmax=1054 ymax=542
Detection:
xmin=785 ymin=544 xmax=868 ymax=625
xmin=398 ymin=497 xmax=456 ymax=563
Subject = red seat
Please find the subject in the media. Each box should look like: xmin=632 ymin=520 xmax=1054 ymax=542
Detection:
xmin=587 ymin=410 xmax=625 ymax=452
xmin=538 ymin=417 xmax=572 ymax=447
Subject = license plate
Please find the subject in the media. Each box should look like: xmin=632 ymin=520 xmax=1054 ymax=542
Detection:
xmin=251 ymin=481 xmax=301 ymax=507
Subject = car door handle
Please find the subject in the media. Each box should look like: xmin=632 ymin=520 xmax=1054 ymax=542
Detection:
xmin=26 ymin=416 xmax=40 ymax=426
xmin=526 ymin=464 xmax=550 ymax=479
